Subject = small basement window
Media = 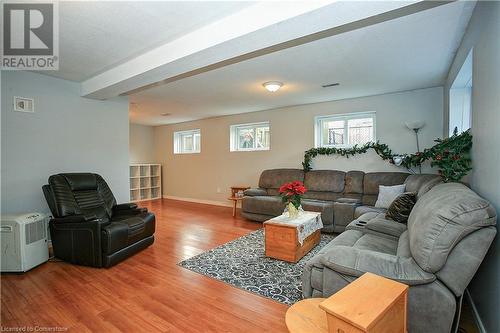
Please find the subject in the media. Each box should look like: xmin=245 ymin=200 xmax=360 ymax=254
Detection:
xmin=174 ymin=129 xmax=201 ymax=154
xmin=315 ymin=112 xmax=376 ymax=148
xmin=230 ymin=121 xmax=270 ymax=152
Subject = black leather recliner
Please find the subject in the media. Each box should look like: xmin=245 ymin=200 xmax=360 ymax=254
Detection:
xmin=42 ymin=173 xmax=155 ymax=268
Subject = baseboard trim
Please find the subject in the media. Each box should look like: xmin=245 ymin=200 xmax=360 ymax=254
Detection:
xmin=163 ymin=195 xmax=232 ymax=208
xmin=465 ymin=289 xmax=487 ymax=333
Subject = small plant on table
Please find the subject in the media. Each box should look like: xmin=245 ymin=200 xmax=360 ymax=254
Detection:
xmin=279 ymin=181 xmax=307 ymax=219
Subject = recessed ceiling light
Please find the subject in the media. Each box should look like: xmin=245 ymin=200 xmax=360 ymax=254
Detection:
xmin=160 ymin=112 xmax=171 ymax=116
xmin=263 ymin=81 xmax=283 ymax=92
xmin=322 ymin=83 xmax=340 ymax=88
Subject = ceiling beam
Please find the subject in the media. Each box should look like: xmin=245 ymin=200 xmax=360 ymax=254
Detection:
xmin=81 ymin=0 xmax=453 ymax=100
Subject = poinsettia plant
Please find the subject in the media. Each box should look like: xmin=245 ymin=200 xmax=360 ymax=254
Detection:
xmin=279 ymin=181 xmax=307 ymax=209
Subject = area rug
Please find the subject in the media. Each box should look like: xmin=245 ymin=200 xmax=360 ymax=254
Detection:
xmin=178 ymin=229 xmax=335 ymax=305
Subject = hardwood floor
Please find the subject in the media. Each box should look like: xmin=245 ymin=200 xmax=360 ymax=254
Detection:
xmin=1 ymin=199 xmax=289 ymax=332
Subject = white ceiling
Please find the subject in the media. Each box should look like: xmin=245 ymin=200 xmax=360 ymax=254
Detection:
xmin=129 ymin=1 xmax=475 ymax=126
xmin=42 ymin=1 xmax=254 ymax=81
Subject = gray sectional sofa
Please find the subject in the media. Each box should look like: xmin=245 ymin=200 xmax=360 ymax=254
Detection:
xmin=302 ymin=182 xmax=497 ymax=333
xmin=242 ymin=168 xmax=441 ymax=232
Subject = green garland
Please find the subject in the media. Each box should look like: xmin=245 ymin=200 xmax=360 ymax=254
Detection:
xmin=302 ymin=129 xmax=472 ymax=182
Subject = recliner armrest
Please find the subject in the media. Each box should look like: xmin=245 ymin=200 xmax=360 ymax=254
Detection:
xmin=320 ymin=246 xmax=435 ymax=286
xmin=113 ymin=203 xmax=138 ymax=211
xmin=365 ymin=219 xmax=407 ymax=238
xmin=112 ymin=203 xmax=148 ymax=217
xmin=52 ymin=214 xmax=101 ymax=224
xmin=244 ymin=188 xmax=267 ymax=196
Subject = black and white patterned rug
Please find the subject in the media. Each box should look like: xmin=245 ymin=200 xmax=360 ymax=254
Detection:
xmin=178 ymin=229 xmax=335 ymax=305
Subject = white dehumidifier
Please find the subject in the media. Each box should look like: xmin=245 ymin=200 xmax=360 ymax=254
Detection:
xmin=1 ymin=213 xmax=49 ymax=272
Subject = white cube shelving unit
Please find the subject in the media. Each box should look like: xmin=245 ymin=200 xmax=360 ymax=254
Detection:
xmin=130 ymin=164 xmax=162 ymax=202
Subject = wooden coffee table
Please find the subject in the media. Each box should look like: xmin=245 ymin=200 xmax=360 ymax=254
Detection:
xmin=264 ymin=212 xmax=322 ymax=263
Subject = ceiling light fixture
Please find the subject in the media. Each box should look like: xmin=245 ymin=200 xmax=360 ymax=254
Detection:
xmin=160 ymin=113 xmax=171 ymax=117
xmin=263 ymin=81 xmax=283 ymax=92
xmin=322 ymin=83 xmax=340 ymax=88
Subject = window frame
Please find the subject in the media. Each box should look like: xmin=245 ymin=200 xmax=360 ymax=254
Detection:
xmin=314 ymin=112 xmax=376 ymax=148
xmin=229 ymin=121 xmax=271 ymax=152
xmin=173 ymin=129 xmax=201 ymax=154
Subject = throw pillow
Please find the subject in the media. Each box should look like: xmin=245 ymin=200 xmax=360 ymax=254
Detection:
xmin=374 ymin=184 xmax=406 ymax=209
xmin=386 ymin=192 xmax=418 ymax=223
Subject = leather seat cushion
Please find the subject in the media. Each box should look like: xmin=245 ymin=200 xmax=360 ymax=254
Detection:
xmin=102 ymin=212 xmax=155 ymax=255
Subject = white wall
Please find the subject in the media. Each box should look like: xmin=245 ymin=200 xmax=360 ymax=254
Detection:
xmin=1 ymin=71 xmax=130 ymax=214
xmin=155 ymin=87 xmax=443 ymax=205
xmin=130 ymin=123 xmax=156 ymax=163
xmin=445 ymin=2 xmax=500 ymax=332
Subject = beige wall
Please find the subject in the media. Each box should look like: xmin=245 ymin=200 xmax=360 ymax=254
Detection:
xmin=1 ymin=71 xmax=130 ymax=213
xmin=154 ymin=87 xmax=443 ymax=205
xmin=130 ymin=123 xmax=156 ymax=163
xmin=445 ymin=2 xmax=500 ymax=332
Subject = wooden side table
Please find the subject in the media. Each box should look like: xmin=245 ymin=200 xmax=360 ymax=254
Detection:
xmin=285 ymin=273 xmax=408 ymax=333
xmin=228 ymin=186 xmax=250 ymax=217
xmin=285 ymin=298 xmax=328 ymax=333
xmin=320 ymin=272 xmax=408 ymax=333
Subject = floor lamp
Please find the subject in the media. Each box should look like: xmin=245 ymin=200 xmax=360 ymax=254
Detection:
xmin=405 ymin=121 xmax=425 ymax=174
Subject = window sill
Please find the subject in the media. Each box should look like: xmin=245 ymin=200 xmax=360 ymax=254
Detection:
xmin=230 ymin=148 xmax=270 ymax=152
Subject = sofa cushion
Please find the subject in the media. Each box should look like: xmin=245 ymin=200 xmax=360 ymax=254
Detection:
xmin=242 ymin=195 xmax=284 ymax=216
xmin=396 ymin=231 xmax=412 ymax=258
xmin=404 ymin=174 xmax=442 ymax=197
xmin=416 ymin=178 xmax=443 ymax=198
xmin=408 ymin=183 xmax=497 ymax=273
xmin=344 ymin=171 xmax=364 ymax=195
xmin=362 ymin=172 xmax=409 ymax=205
xmin=375 ymin=184 xmax=406 ymax=208
xmin=354 ymin=205 xmax=386 ymax=218
xmin=258 ymin=169 xmax=304 ymax=190
xmin=62 ymin=173 xmax=98 ymax=191
xmin=319 ymin=245 xmax=435 ymax=285
xmin=385 ymin=192 xmax=417 ymax=223
xmin=304 ymin=170 xmax=345 ymax=192
xmin=303 ymin=191 xmax=342 ymax=202
xmin=102 ymin=213 xmax=155 ymax=255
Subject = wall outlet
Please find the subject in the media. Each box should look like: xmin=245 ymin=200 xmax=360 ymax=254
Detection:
xmin=216 ymin=187 xmax=221 ymax=193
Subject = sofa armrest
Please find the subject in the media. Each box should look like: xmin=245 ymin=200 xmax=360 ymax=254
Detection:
xmin=244 ymin=188 xmax=267 ymax=196
xmin=333 ymin=199 xmax=362 ymax=233
xmin=365 ymin=219 xmax=407 ymax=238
xmin=113 ymin=203 xmax=138 ymax=211
xmin=320 ymin=246 xmax=435 ymax=286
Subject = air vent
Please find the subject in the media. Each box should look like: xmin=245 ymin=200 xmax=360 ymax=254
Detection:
xmin=13 ymin=96 xmax=34 ymax=113
xmin=25 ymin=219 xmax=46 ymax=244
xmin=321 ymin=83 xmax=340 ymax=88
